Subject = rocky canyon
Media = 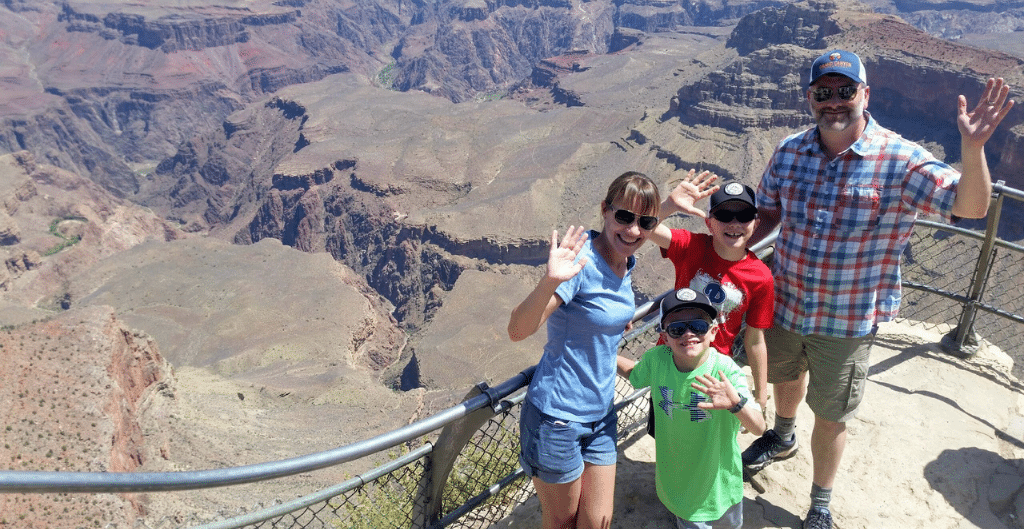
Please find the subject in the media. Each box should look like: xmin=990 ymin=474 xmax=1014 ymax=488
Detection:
xmin=1 ymin=0 xmax=1024 ymax=526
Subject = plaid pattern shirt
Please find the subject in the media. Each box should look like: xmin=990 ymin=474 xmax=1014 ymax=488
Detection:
xmin=757 ymin=113 xmax=960 ymax=338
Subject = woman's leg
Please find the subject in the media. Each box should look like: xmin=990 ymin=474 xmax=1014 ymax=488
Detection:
xmin=576 ymin=462 xmax=616 ymax=529
xmin=534 ymin=476 xmax=583 ymax=529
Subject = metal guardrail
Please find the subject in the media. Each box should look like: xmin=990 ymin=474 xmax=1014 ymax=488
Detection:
xmin=1 ymin=184 xmax=1022 ymax=528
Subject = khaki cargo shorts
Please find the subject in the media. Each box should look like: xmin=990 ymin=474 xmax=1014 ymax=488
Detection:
xmin=765 ymin=325 xmax=876 ymax=423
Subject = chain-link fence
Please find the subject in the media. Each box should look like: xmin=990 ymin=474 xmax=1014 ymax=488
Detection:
xmin=192 ymin=318 xmax=662 ymax=529
xmin=3 ymin=186 xmax=1022 ymax=529
xmin=899 ymin=184 xmax=1024 ymax=382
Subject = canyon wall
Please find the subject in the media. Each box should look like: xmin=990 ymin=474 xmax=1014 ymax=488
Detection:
xmin=0 ymin=306 xmax=174 ymax=527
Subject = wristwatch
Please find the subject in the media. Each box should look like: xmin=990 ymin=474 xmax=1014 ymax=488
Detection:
xmin=728 ymin=395 xmax=747 ymax=414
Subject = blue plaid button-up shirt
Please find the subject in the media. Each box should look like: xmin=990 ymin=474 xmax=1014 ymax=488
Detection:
xmin=757 ymin=113 xmax=960 ymax=338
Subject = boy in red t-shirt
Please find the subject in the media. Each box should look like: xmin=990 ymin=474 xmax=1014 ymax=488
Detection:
xmin=649 ymin=172 xmax=774 ymax=412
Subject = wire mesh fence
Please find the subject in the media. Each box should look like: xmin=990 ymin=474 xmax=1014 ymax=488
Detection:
xmin=198 ymin=318 xmax=663 ymax=529
xmin=898 ymin=189 xmax=1024 ymax=383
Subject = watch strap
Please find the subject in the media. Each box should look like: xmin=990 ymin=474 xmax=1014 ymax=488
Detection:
xmin=728 ymin=395 xmax=747 ymax=414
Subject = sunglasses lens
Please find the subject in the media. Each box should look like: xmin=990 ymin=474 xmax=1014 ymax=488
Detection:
xmin=712 ymin=208 xmax=756 ymax=223
xmin=735 ymin=209 xmax=757 ymax=222
xmin=665 ymin=319 xmax=710 ymax=338
xmin=689 ymin=320 xmax=710 ymax=334
xmin=613 ymin=209 xmax=636 ymax=226
xmin=838 ymin=85 xmax=858 ymax=100
xmin=813 ymin=86 xmax=858 ymax=102
xmin=638 ymin=215 xmax=659 ymax=231
xmin=612 ymin=208 xmax=658 ymax=230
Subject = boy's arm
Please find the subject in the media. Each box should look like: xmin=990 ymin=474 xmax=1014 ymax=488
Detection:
xmin=692 ymin=371 xmax=766 ymax=435
xmin=744 ymin=326 xmax=769 ymax=412
xmin=616 ymin=355 xmax=636 ymax=379
xmin=734 ymin=399 xmax=766 ymax=436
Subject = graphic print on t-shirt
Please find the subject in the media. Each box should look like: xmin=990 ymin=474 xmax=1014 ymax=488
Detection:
xmin=690 ymin=270 xmax=742 ymax=325
xmin=659 ymin=386 xmax=711 ymax=422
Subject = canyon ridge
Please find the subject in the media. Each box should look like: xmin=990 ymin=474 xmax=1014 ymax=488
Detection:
xmin=1 ymin=0 xmax=1024 ymax=526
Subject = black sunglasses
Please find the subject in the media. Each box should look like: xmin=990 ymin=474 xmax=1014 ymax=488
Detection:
xmin=812 ymin=85 xmax=859 ymax=103
xmin=664 ymin=319 xmax=712 ymax=338
xmin=607 ymin=202 xmax=658 ymax=231
xmin=710 ymin=208 xmax=757 ymax=223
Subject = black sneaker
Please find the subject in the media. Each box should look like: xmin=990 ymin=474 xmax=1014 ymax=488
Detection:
xmin=803 ymin=508 xmax=832 ymax=529
xmin=741 ymin=428 xmax=798 ymax=470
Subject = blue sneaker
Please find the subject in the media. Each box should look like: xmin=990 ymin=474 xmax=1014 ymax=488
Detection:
xmin=803 ymin=508 xmax=832 ymax=529
xmin=741 ymin=429 xmax=798 ymax=470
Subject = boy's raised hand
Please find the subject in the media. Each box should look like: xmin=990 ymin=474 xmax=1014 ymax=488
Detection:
xmin=546 ymin=226 xmax=589 ymax=282
xmin=664 ymin=169 xmax=720 ymax=218
xmin=692 ymin=370 xmax=741 ymax=410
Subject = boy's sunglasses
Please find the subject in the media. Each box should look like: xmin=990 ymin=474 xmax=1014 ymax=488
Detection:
xmin=607 ymin=202 xmax=659 ymax=231
xmin=710 ymin=208 xmax=757 ymax=223
xmin=663 ymin=319 xmax=711 ymax=338
xmin=811 ymin=85 xmax=859 ymax=103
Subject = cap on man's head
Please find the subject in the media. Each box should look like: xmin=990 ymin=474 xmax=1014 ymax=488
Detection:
xmin=709 ymin=181 xmax=756 ymax=212
xmin=808 ymin=49 xmax=866 ymax=87
xmin=659 ymin=288 xmax=717 ymax=329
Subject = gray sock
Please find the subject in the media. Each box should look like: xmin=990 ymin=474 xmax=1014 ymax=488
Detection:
xmin=810 ymin=483 xmax=832 ymax=512
xmin=774 ymin=414 xmax=796 ymax=441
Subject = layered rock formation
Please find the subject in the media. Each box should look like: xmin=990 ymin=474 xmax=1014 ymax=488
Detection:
xmin=0 ymin=306 xmax=174 ymax=527
xmin=0 ymin=0 xmax=405 ymax=195
xmin=650 ymin=1 xmax=1024 ymax=189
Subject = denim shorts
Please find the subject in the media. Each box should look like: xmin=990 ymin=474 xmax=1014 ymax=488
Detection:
xmin=518 ymin=398 xmax=617 ymax=484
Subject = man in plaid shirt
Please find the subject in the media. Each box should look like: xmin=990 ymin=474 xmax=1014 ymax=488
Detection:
xmin=742 ymin=49 xmax=1014 ymax=529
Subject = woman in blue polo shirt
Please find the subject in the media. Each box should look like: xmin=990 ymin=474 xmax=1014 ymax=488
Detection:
xmin=508 ymin=171 xmax=660 ymax=529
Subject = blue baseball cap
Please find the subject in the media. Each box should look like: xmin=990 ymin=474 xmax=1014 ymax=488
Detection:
xmin=808 ymin=50 xmax=867 ymax=86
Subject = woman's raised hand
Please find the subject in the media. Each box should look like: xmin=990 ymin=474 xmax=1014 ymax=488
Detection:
xmin=547 ymin=226 xmax=589 ymax=282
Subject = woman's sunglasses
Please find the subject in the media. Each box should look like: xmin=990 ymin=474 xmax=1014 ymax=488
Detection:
xmin=607 ymin=202 xmax=658 ymax=231
xmin=811 ymin=85 xmax=859 ymax=103
xmin=663 ymin=319 xmax=711 ymax=338
xmin=710 ymin=208 xmax=757 ymax=223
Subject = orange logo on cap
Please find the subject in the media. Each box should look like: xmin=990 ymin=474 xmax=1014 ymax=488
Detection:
xmin=829 ymin=52 xmax=841 ymax=61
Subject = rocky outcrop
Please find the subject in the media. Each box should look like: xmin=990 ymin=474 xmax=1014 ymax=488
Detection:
xmin=149 ymin=96 xmax=310 ymax=227
xmin=0 ymin=105 xmax=140 ymax=198
xmin=615 ymin=0 xmax=784 ymax=33
xmin=60 ymin=4 xmax=300 ymax=52
xmin=669 ymin=45 xmax=815 ymax=131
xmin=725 ymin=0 xmax=849 ymax=54
xmin=658 ymin=1 xmax=1024 ymax=189
xmin=0 ymin=151 xmax=182 ymax=314
xmin=391 ymin=0 xmax=615 ymax=102
xmin=0 ymin=210 xmax=19 ymax=245
xmin=0 ymin=306 xmax=174 ymax=526
xmin=0 ymin=0 xmax=402 ymax=194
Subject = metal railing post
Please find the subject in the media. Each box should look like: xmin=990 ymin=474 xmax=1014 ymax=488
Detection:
xmin=940 ymin=182 xmax=1005 ymax=357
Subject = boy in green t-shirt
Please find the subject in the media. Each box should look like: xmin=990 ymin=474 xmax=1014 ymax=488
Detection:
xmin=617 ymin=288 xmax=766 ymax=528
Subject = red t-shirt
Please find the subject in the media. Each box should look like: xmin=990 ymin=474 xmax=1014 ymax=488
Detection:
xmin=660 ymin=230 xmax=774 ymax=355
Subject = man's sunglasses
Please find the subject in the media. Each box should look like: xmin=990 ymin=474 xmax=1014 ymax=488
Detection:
xmin=607 ymin=202 xmax=659 ymax=231
xmin=811 ymin=85 xmax=859 ymax=103
xmin=663 ymin=319 xmax=712 ymax=338
xmin=710 ymin=208 xmax=757 ymax=223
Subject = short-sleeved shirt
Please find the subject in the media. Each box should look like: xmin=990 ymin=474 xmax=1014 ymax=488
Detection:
xmin=756 ymin=113 xmax=959 ymax=338
xmin=661 ymin=231 xmax=774 ymax=354
xmin=628 ymin=346 xmax=751 ymax=521
xmin=527 ymin=231 xmax=636 ymax=423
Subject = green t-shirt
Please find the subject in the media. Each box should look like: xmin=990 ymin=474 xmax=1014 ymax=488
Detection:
xmin=628 ymin=345 xmax=751 ymax=521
